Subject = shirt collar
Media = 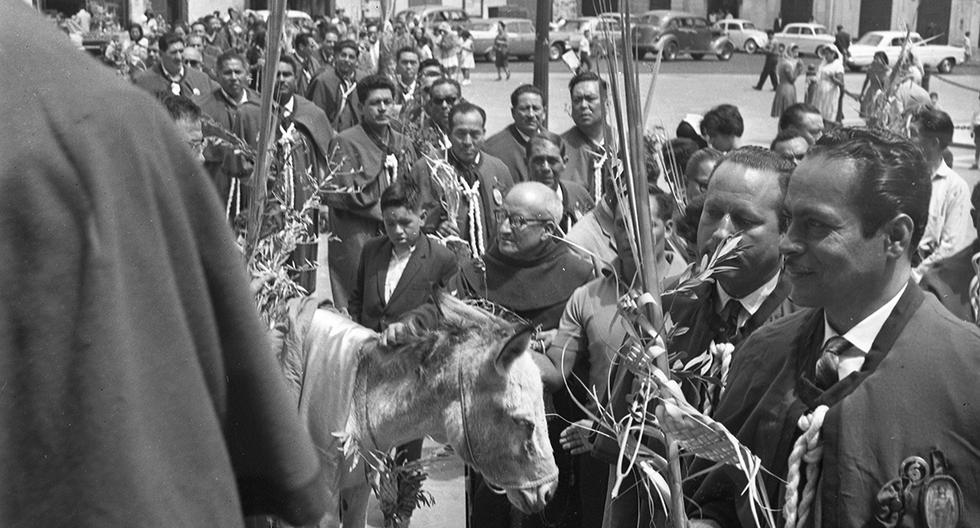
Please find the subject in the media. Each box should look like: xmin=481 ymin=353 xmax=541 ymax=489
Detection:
xmin=220 ymin=88 xmax=248 ymax=106
xmin=933 ymin=159 xmax=954 ymax=180
xmin=283 ymin=96 xmax=295 ymax=114
xmin=716 ymin=271 xmax=781 ymax=317
xmin=822 ymin=283 xmax=908 ymax=353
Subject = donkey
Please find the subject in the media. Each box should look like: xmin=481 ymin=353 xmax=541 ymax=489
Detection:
xmin=278 ymin=294 xmax=559 ymax=527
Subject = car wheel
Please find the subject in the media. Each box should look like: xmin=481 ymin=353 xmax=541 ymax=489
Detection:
xmin=549 ymin=43 xmax=563 ymax=61
xmin=663 ymin=41 xmax=678 ymax=61
xmin=814 ymin=45 xmax=825 ymax=58
xmin=691 ymin=53 xmax=705 ymax=60
xmin=744 ymin=39 xmax=758 ymax=54
xmin=937 ymin=58 xmax=954 ymax=73
xmin=716 ymin=42 xmax=734 ymax=61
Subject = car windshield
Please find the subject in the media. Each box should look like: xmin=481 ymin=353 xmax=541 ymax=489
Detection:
xmin=910 ymin=35 xmax=924 ymax=44
xmin=742 ymin=22 xmax=755 ymax=29
xmin=814 ymin=26 xmax=827 ymax=34
xmin=471 ymin=22 xmax=492 ymax=30
xmin=857 ymin=34 xmax=882 ymax=45
xmin=563 ymin=21 xmax=582 ymax=30
xmin=641 ymin=14 xmax=661 ymax=25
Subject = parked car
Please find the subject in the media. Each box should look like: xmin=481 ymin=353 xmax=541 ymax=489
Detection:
xmin=772 ymin=23 xmax=835 ymax=56
xmin=396 ymin=6 xmax=470 ymax=32
xmin=470 ymin=18 xmax=535 ymax=62
xmin=549 ymin=17 xmax=594 ymax=60
xmin=847 ymin=30 xmax=966 ymax=73
xmin=712 ymin=18 xmax=769 ymax=54
xmin=251 ymin=9 xmax=314 ymax=27
xmin=632 ymin=10 xmax=735 ymax=61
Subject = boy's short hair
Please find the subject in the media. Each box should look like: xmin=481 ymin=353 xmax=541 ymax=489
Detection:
xmin=700 ymin=104 xmax=744 ymax=138
xmin=380 ymin=180 xmax=422 ymax=212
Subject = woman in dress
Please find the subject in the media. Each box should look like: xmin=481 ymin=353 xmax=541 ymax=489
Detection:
xmin=459 ymin=29 xmax=475 ymax=85
xmin=435 ymin=22 xmax=460 ymax=80
xmin=860 ymin=51 xmax=891 ymax=126
xmin=811 ymin=46 xmax=845 ymax=122
xmin=771 ymin=44 xmax=803 ymax=117
xmin=493 ymin=21 xmax=510 ymax=80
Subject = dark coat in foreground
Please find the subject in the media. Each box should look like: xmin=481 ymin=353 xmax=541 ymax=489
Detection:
xmin=0 ymin=3 xmax=327 ymax=525
xmin=692 ymin=283 xmax=980 ymax=527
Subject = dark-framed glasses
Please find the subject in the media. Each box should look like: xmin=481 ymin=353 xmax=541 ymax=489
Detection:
xmin=494 ymin=210 xmax=549 ymax=230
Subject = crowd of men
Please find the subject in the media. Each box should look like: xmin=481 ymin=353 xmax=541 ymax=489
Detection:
xmin=8 ymin=2 xmax=980 ymax=527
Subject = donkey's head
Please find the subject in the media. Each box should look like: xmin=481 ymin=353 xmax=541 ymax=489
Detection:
xmin=424 ymin=296 xmax=558 ymax=513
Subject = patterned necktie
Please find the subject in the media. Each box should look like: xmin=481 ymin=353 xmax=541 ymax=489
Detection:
xmin=719 ymin=299 xmax=742 ymax=342
xmin=814 ymin=336 xmax=852 ymax=390
xmin=970 ymin=252 xmax=980 ymax=325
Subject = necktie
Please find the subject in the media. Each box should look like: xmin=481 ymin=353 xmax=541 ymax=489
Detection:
xmin=719 ymin=299 xmax=742 ymax=341
xmin=970 ymin=252 xmax=980 ymax=325
xmin=814 ymin=336 xmax=852 ymax=390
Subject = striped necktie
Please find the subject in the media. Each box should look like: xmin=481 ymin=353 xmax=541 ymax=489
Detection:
xmin=815 ymin=336 xmax=852 ymax=390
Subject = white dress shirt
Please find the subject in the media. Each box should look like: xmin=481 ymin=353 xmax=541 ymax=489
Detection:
xmin=821 ymin=283 xmax=908 ymax=379
xmin=915 ymin=161 xmax=973 ymax=280
xmin=384 ymin=245 xmax=415 ymax=303
xmin=716 ymin=272 xmax=781 ymax=329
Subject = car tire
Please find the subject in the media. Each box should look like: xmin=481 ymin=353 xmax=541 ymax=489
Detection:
xmin=814 ymin=45 xmax=825 ymax=58
xmin=743 ymin=39 xmax=758 ymax=54
xmin=938 ymin=58 xmax=954 ymax=73
xmin=716 ymin=42 xmax=734 ymax=61
xmin=691 ymin=53 xmax=705 ymax=60
xmin=663 ymin=41 xmax=678 ymax=61
xmin=549 ymin=43 xmax=563 ymax=61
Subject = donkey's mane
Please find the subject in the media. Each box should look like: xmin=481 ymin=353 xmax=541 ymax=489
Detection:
xmin=368 ymin=294 xmax=516 ymax=377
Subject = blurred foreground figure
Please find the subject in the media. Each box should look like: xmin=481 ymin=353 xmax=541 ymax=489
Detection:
xmin=0 ymin=4 xmax=327 ymax=526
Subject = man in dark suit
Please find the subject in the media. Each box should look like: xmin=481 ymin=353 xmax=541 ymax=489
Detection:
xmin=920 ymin=183 xmax=980 ymax=325
xmin=665 ymin=147 xmax=798 ymax=410
xmin=348 ymin=181 xmax=457 ymax=333
xmin=689 ymin=128 xmax=980 ymax=527
xmin=483 ymin=84 xmax=547 ymax=183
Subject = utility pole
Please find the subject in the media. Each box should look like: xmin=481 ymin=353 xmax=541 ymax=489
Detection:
xmin=532 ymin=0 xmax=551 ymax=125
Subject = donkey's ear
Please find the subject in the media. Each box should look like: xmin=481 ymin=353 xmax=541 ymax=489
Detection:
xmin=494 ymin=327 xmax=534 ymax=375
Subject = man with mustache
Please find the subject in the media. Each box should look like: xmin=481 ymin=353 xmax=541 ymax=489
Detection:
xmin=411 ymin=102 xmax=513 ymax=258
xmin=324 ymin=74 xmax=416 ymax=309
xmin=689 ymin=128 xmax=980 ymax=527
xmin=524 ymin=131 xmax=594 ymax=233
xmin=484 ymin=84 xmax=547 ymax=183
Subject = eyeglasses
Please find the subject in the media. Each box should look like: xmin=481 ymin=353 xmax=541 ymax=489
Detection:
xmin=431 ymin=95 xmax=458 ymax=106
xmin=494 ymin=210 xmax=549 ymax=231
xmin=183 ymin=59 xmax=202 ymax=67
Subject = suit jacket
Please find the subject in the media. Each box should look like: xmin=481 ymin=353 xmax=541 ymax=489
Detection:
xmin=306 ymin=67 xmax=360 ymax=132
xmin=197 ymin=87 xmax=263 ymax=148
xmin=920 ymin=240 xmax=978 ymax=324
xmin=483 ymin=124 xmax=530 ymax=183
xmin=693 ymin=283 xmax=980 ymax=527
xmin=132 ymin=62 xmax=215 ymax=100
xmin=348 ymin=235 xmax=458 ymax=332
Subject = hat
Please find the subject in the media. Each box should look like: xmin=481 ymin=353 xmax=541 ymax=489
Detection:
xmin=437 ymin=21 xmax=451 ymax=33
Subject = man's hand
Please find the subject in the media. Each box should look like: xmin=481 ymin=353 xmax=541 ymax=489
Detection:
xmin=559 ymin=419 xmax=595 ymax=455
xmin=436 ymin=220 xmax=460 ymax=238
xmin=380 ymin=322 xmax=409 ymax=347
xmin=530 ymin=329 xmax=557 ymax=353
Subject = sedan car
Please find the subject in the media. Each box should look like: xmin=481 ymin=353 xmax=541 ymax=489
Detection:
xmin=470 ymin=18 xmax=535 ymax=62
xmin=712 ymin=18 xmax=769 ymax=54
xmin=847 ymin=31 xmax=966 ymax=73
xmin=772 ymin=23 xmax=835 ymax=56
xmin=633 ymin=10 xmax=735 ymax=61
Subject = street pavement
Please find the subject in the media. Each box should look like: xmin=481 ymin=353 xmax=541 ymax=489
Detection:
xmin=355 ymin=58 xmax=980 ymax=527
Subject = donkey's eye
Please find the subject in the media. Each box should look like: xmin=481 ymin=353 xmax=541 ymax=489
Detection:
xmin=513 ymin=417 xmax=535 ymax=436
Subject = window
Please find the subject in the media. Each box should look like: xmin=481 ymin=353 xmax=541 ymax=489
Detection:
xmin=692 ymin=18 xmax=707 ymax=28
xmin=743 ymin=22 xmax=756 ymax=29
xmin=814 ymin=26 xmax=827 ymax=35
xmin=890 ymin=37 xmax=904 ymax=46
xmin=857 ymin=34 xmax=883 ymax=45
xmin=801 ymin=27 xmax=813 ymax=35
xmin=787 ymin=26 xmax=800 ymax=34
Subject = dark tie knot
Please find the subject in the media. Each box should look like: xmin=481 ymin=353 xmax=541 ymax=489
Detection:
xmin=814 ymin=335 xmax=852 ymax=390
xmin=822 ymin=335 xmax=852 ymax=356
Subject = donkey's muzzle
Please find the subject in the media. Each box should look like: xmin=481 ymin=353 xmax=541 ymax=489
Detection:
xmin=506 ymin=479 xmax=558 ymax=514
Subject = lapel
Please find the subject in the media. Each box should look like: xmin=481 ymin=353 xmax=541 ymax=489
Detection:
xmin=796 ymin=280 xmax=924 ymax=409
xmin=386 ymin=237 xmax=430 ymax=307
xmin=739 ymin=273 xmax=793 ymax=340
xmin=372 ymin=239 xmax=392 ymax=305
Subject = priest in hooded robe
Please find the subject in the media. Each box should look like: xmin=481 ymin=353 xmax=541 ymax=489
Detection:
xmin=307 ymin=39 xmax=361 ymax=133
xmin=273 ymin=55 xmax=336 ymax=293
xmin=454 ymin=182 xmax=595 ymax=528
xmin=323 ymin=74 xmax=416 ymax=310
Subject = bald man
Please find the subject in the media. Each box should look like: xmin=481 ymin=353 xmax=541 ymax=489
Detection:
xmin=455 ymin=182 xmax=594 ymax=528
